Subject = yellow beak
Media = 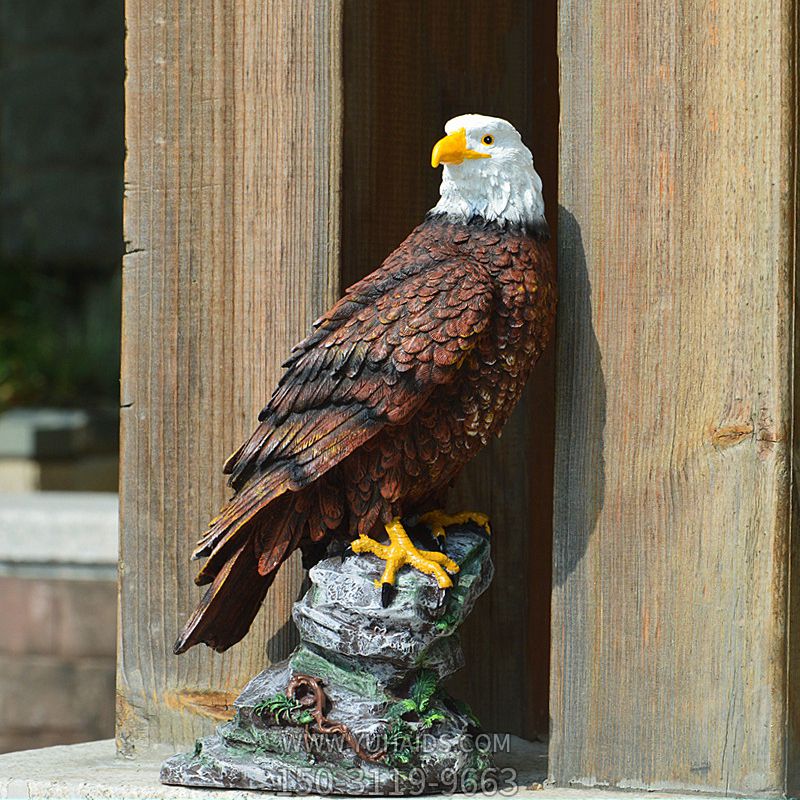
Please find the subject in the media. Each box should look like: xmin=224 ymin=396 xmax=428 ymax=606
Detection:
xmin=431 ymin=128 xmax=491 ymax=168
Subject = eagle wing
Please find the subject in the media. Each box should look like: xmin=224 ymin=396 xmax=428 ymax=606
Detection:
xmin=194 ymin=254 xmax=495 ymax=562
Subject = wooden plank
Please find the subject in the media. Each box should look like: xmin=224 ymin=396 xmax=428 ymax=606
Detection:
xmin=119 ymin=0 xmax=342 ymax=752
xmin=342 ymin=0 xmax=558 ymax=739
xmin=552 ymin=0 xmax=797 ymax=793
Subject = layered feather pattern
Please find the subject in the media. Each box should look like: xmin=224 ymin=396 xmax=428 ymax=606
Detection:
xmin=174 ymin=215 xmax=555 ymax=654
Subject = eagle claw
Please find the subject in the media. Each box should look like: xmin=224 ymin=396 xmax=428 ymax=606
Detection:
xmin=419 ymin=509 xmax=492 ymax=540
xmin=381 ymin=582 xmax=395 ymax=608
xmin=351 ymin=518 xmax=460 ymax=601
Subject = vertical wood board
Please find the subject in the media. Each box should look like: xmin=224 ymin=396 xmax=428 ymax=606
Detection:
xmin=553 ymin=0 xmax=796 ymax=793
xmin=119 ymin=0 xmax=342 ymax=752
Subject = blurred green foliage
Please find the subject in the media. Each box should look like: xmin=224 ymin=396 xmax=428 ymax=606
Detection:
xmin=0 ymin=263 xmax=120 ymax=410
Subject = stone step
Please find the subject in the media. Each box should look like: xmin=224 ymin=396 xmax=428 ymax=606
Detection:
xmin=0 ymin=738 xmax=727 ymax=799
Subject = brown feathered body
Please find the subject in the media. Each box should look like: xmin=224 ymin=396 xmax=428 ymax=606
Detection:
xmin=175 ymin=214 xmax=556 ymax=654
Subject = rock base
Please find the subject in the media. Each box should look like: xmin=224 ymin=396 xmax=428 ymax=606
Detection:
xmin=162 ymin=528 xmax=494 ymax=794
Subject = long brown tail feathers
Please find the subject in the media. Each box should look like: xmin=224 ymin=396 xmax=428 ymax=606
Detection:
xmin=173 ymin=542 xmax=274 ymax=654
xmin=174 ymin=494 xmax=308 ymax=654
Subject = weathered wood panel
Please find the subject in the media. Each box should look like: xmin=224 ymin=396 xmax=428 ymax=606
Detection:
xmin=553 ymin=0 xmax=797 ymax=793
xmin=119 ymin=0 xmax=342 ymax=752
xmin=342 ymin=0 xmax=558 ymax=739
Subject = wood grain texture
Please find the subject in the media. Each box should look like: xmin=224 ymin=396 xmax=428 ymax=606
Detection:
xmin=553 ymin=0 xmax=797 ymax=794
xmin=119 ymin=0 xmax=342 ymax=752
xmin=342 ymin=0 xmax=558 ymax=739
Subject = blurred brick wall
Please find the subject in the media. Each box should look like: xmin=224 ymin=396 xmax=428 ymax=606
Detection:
xmin=0 ymin=493 xmax=118 ymax=753
xmin=0 ymin=575 xmax=116 ymax=752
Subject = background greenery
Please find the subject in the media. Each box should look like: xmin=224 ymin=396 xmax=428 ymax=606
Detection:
xmin=0 ymin=0 xmax=124 ymax=412
xmin=0 ymin=266 xmax=120 ymax=410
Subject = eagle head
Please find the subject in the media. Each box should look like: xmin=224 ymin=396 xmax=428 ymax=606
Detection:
xmin=430 ymin=113 xmax=545 ymax=233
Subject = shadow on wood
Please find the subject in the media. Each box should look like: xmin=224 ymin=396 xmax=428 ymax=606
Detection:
xmin=552 ymin=208 xmax=606 ymax=589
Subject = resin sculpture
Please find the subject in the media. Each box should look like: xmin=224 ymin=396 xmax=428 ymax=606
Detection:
xmin=164 ymin=114 xmax=555 ymax=793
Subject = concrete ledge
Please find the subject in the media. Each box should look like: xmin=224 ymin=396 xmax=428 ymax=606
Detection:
xmin=0 ymin=410 xmax=119 ymax=492
xmin=0 ymin=492 xmax=117 ymax=579
xmin=0 ymin=493 xmax=117 ymax=752
xmin=0 ymin=739 xmax=731 ymax=799
xmin=0 ymin=409 xmax=117 ymax=460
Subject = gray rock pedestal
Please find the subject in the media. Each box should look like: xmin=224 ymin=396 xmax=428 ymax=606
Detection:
xmin=161 ymin=528 xmax=494 ymax=794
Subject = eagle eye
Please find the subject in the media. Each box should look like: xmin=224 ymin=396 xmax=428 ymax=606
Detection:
xmin=481 ymin=134 xmax=495 ymax=146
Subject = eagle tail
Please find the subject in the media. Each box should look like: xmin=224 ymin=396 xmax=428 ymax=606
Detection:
xmin=174 ymin=495 xmax=305 ymax=654
xmin=173 ymin=539 xmax=273 ymax=654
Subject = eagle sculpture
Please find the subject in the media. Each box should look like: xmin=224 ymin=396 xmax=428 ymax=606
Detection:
xmin=175 ymin=114 xmax=556 ymax=654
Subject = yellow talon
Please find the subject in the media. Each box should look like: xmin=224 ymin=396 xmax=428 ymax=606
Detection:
xmin=351 ymin=518 xmax=460 ymax=591
xmin=419 ymin=509 xmax=492 ymax=539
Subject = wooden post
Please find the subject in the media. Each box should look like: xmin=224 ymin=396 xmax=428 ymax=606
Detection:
xmin=552 ymin=0 xmax=797 ymax=794
xmin=119 ymin=0 xmax=342 ymax=752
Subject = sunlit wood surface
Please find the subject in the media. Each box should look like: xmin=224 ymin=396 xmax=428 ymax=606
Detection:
xmin=552 ymin=0 xmax=798 ymax=793
xmin=119 ymin=0 xmax=342 ymax=752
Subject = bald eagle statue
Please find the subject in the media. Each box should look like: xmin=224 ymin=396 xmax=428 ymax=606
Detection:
xmin=175 ymin=114 xmax=556 ymax=655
